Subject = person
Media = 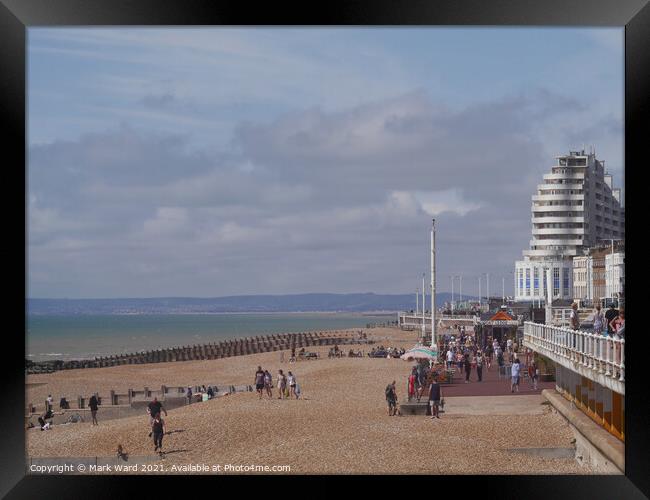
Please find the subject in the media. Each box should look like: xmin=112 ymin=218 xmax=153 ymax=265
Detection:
xmin=604 ymin=303 xmax=618 ymax=337
xmin=497 ymin=348 xmax=504 ymax=368
xmin=592 ymin=304 xmax=605 ymax=336
xmin=511 ymin=358 xmax=521 ymax=393
xmin=529 ymin=360 xmax=539 ymax=390
xmin=147 ymin=397 xmax=167 ymax=437
xmin=408 ymin=368 xmax=416 ymax=402
xmin=456 ymin=351 xmax=464 ymax=375
xmin=428 ymin=377 xmax=442 ymax=419
xmin=385 ymin=381 xmax=397 ymax=416
xmin=151 ymin=412 xmax=165 ymax=455
xmin=255 ymin=366 xmax=265 ymax=399
xmin=277 ymin=369 xmax=287 ymax=400
xmin=446 ymin=349 xmax=454 ymax=370
xmin=59 ymin=397 xmax=70 ymax=410
xmin=88 ymin=394 xmax=99 ymax=426
xmin=290 ymin=347 xmax=296 ymax=363
xmin=464 ymin=353 xmax=472 ymax=383
xmin=610 ymin=308 xmax=625 ymax=338
xmin=288 ymin=371 xmax=297 ymax=399
xmin=476 ymin=352 xmax=484 ymax=382
xmin=207 ymin=386 xmax=214 ymax=399
xmin=485 ymin=344 xmax=492 ymax=371
xmin=264 ymin=370 xmax=273 ymax=399
xmin=186 ymin=387 xmax=193 ymax=405
xmin=46 ymin=395 xmax=53 ymax=411
xmin=570 ymin=302 xmax=580 ymax=331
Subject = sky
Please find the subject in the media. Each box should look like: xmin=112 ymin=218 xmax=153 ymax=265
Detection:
xmin=27 ymin=28 xmax=624 ymax=299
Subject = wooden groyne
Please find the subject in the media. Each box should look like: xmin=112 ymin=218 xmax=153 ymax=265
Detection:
xmin=26 ymin=330 xmax=372 ymax=374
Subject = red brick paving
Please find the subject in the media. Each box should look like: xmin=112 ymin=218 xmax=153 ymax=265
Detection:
xmin=436 ymin=363 xmax=555 ymax=397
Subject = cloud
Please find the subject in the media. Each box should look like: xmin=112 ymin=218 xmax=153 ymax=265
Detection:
xmin=27 ymin=88 xmax=622 ymax=297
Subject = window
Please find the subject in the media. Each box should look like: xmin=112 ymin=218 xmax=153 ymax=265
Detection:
xmin=519 ymin=269 xmax=524 ymax=293
xmin=553 ymin=268 xmax=560 ymax=296
xmin=525 ymin=269 xmax=531 ymax=295
xmin=533 ymin=268 xmax=539 ymax=293
xmin=563 ymin=268 xmax=570 ymax=296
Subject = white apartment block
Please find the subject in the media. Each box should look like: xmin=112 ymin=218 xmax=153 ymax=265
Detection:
xmin=515 ymin=149 xmax=625 ymax=302
xmin=605 ymin=252 xmax=625 ymax=299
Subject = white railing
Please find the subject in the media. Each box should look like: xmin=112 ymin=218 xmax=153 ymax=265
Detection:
xmin=438 ymin=315 xmax=478 ymax=322
xmin=523 ymin=321 xmax=624 ymax=393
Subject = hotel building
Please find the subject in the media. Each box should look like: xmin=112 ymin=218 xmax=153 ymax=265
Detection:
xmin=515 ymin=149 xmax=624 ymax=302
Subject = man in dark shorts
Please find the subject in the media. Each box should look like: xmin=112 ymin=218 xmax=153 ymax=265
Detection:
xmin=88 ymin=394 xmax=99 ymax=426
xmin=428 ymin=377 xmax=442 ymax=419
xmin=255 ymin=366 xmax=265 ymax=399
xmin=385 ymin=381 xmax=397 ymax=416
xmin=151 ymin=413 xmax=165 ymax=455
xmin=604 ymin=303 xmax=619 ymax=337
xmin=147 ymin=397 xmax=167 ymax=437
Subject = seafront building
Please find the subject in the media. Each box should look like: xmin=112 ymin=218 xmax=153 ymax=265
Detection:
xmin=572 ymin=241 xmax=624 ymax=307
xmin=515 ymin=149 xmax=625 ymax=303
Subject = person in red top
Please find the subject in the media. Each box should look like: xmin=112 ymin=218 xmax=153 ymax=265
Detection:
xmin=407 ymin=368 xmax=416 ymax=402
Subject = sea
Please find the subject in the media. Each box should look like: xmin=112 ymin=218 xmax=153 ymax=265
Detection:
xmin=26 ymin=312 xmax=394 ymax=362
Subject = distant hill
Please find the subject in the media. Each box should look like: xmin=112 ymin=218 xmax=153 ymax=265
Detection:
xmin=27 ymin=293 xmax=472 ymax=315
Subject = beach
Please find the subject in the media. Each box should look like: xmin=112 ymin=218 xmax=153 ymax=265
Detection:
xmin=26 ymin=327 xmax=590 ymax=474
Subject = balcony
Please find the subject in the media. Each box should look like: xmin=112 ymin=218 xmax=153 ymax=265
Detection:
xmin=532 ymin=227 xmax=585 ymax=235
xmin=532 ymin=205 xmax=584 ymax=213
xmin=523 ymin=322 xmax=624 ymax=395
xmin=532 ymin=194 xmax=584 ymax=202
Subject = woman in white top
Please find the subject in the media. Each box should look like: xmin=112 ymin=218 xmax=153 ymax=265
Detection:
xmin=287 ymin=372 xmax=297 ymax=399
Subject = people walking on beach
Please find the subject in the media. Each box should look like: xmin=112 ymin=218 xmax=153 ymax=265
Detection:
xmin=288 ymin=371 xmax=298 ymax=399
xmin=511 ymin=358 xmax=521 ymax=393
xmin=151 ymin=412 xmax=165 ymax=456
xmin=186 ymin=387 xmax=193 ymax=405
xmin=147 ymin=397 xmax=167 ymax=437
xmin=277 ymin=369 xmax=287 ymax=399
xmin=88 ymin=394 xmax=99 ymax=426
xmin=476 ymin=352 xmax=483 ymax=382
xmin=264 ymin=370 xmax=273 ymax=399
xmin=446 ymin=349 xmax=454 ymax=370
xmin=255 ymin=366 xmax=266 ymax=399
xmin=464 ymin=354 xmax=472 ymax=383
xmin=46 ymin=395 xmax=53 ymax=411
xmin=428 ymin=377 xmax=442 ymax=420
xmin=385 ymin=381 xmax=397 ymax=416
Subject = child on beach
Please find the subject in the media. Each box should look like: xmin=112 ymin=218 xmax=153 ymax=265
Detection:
xmin=151 ymin=413 xmax=165 ymax=456
xmin=278 ymin=370 xmax=287 ymax=399
xmin=264 ymin=370 xmax=273 ymax=399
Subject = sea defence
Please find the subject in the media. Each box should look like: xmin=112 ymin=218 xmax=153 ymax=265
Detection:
xmin=26 ymin=329 xmax=372 ymax=374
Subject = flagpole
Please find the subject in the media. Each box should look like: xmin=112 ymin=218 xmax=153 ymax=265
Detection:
xmin=431 ymin=219 xmax=436 ymax=352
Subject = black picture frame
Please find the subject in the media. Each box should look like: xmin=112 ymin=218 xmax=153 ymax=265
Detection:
xmin=2 ymin=0 xmax=648 ymax=497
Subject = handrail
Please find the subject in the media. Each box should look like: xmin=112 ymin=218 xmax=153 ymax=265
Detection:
xmin=523 ymin=321 xmax=624 ymax=384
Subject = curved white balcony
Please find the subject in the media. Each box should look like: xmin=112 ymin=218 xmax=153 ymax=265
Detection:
xmin=532 ymin=194 xmax=584 ymax=202
xmin=531 ymin=216 xmax=585 ymax=223
xmin=537 ymin=183 xmax=583 ymax=191
xmin=532 ymin=227 xmax=585 ymax=235
xmin=529 ymin=239 xmax=583 ymax=247
xmin=543 ymin=173 xmax=585 ymax=181
xmin=532 ymin=205 xmax=584 ymax=213
xmin=523 ymin=248 xmax=578 ymax=258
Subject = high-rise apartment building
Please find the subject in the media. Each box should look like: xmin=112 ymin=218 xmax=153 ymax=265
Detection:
xmin=515 ymin=149 xmax=625 ymax=302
